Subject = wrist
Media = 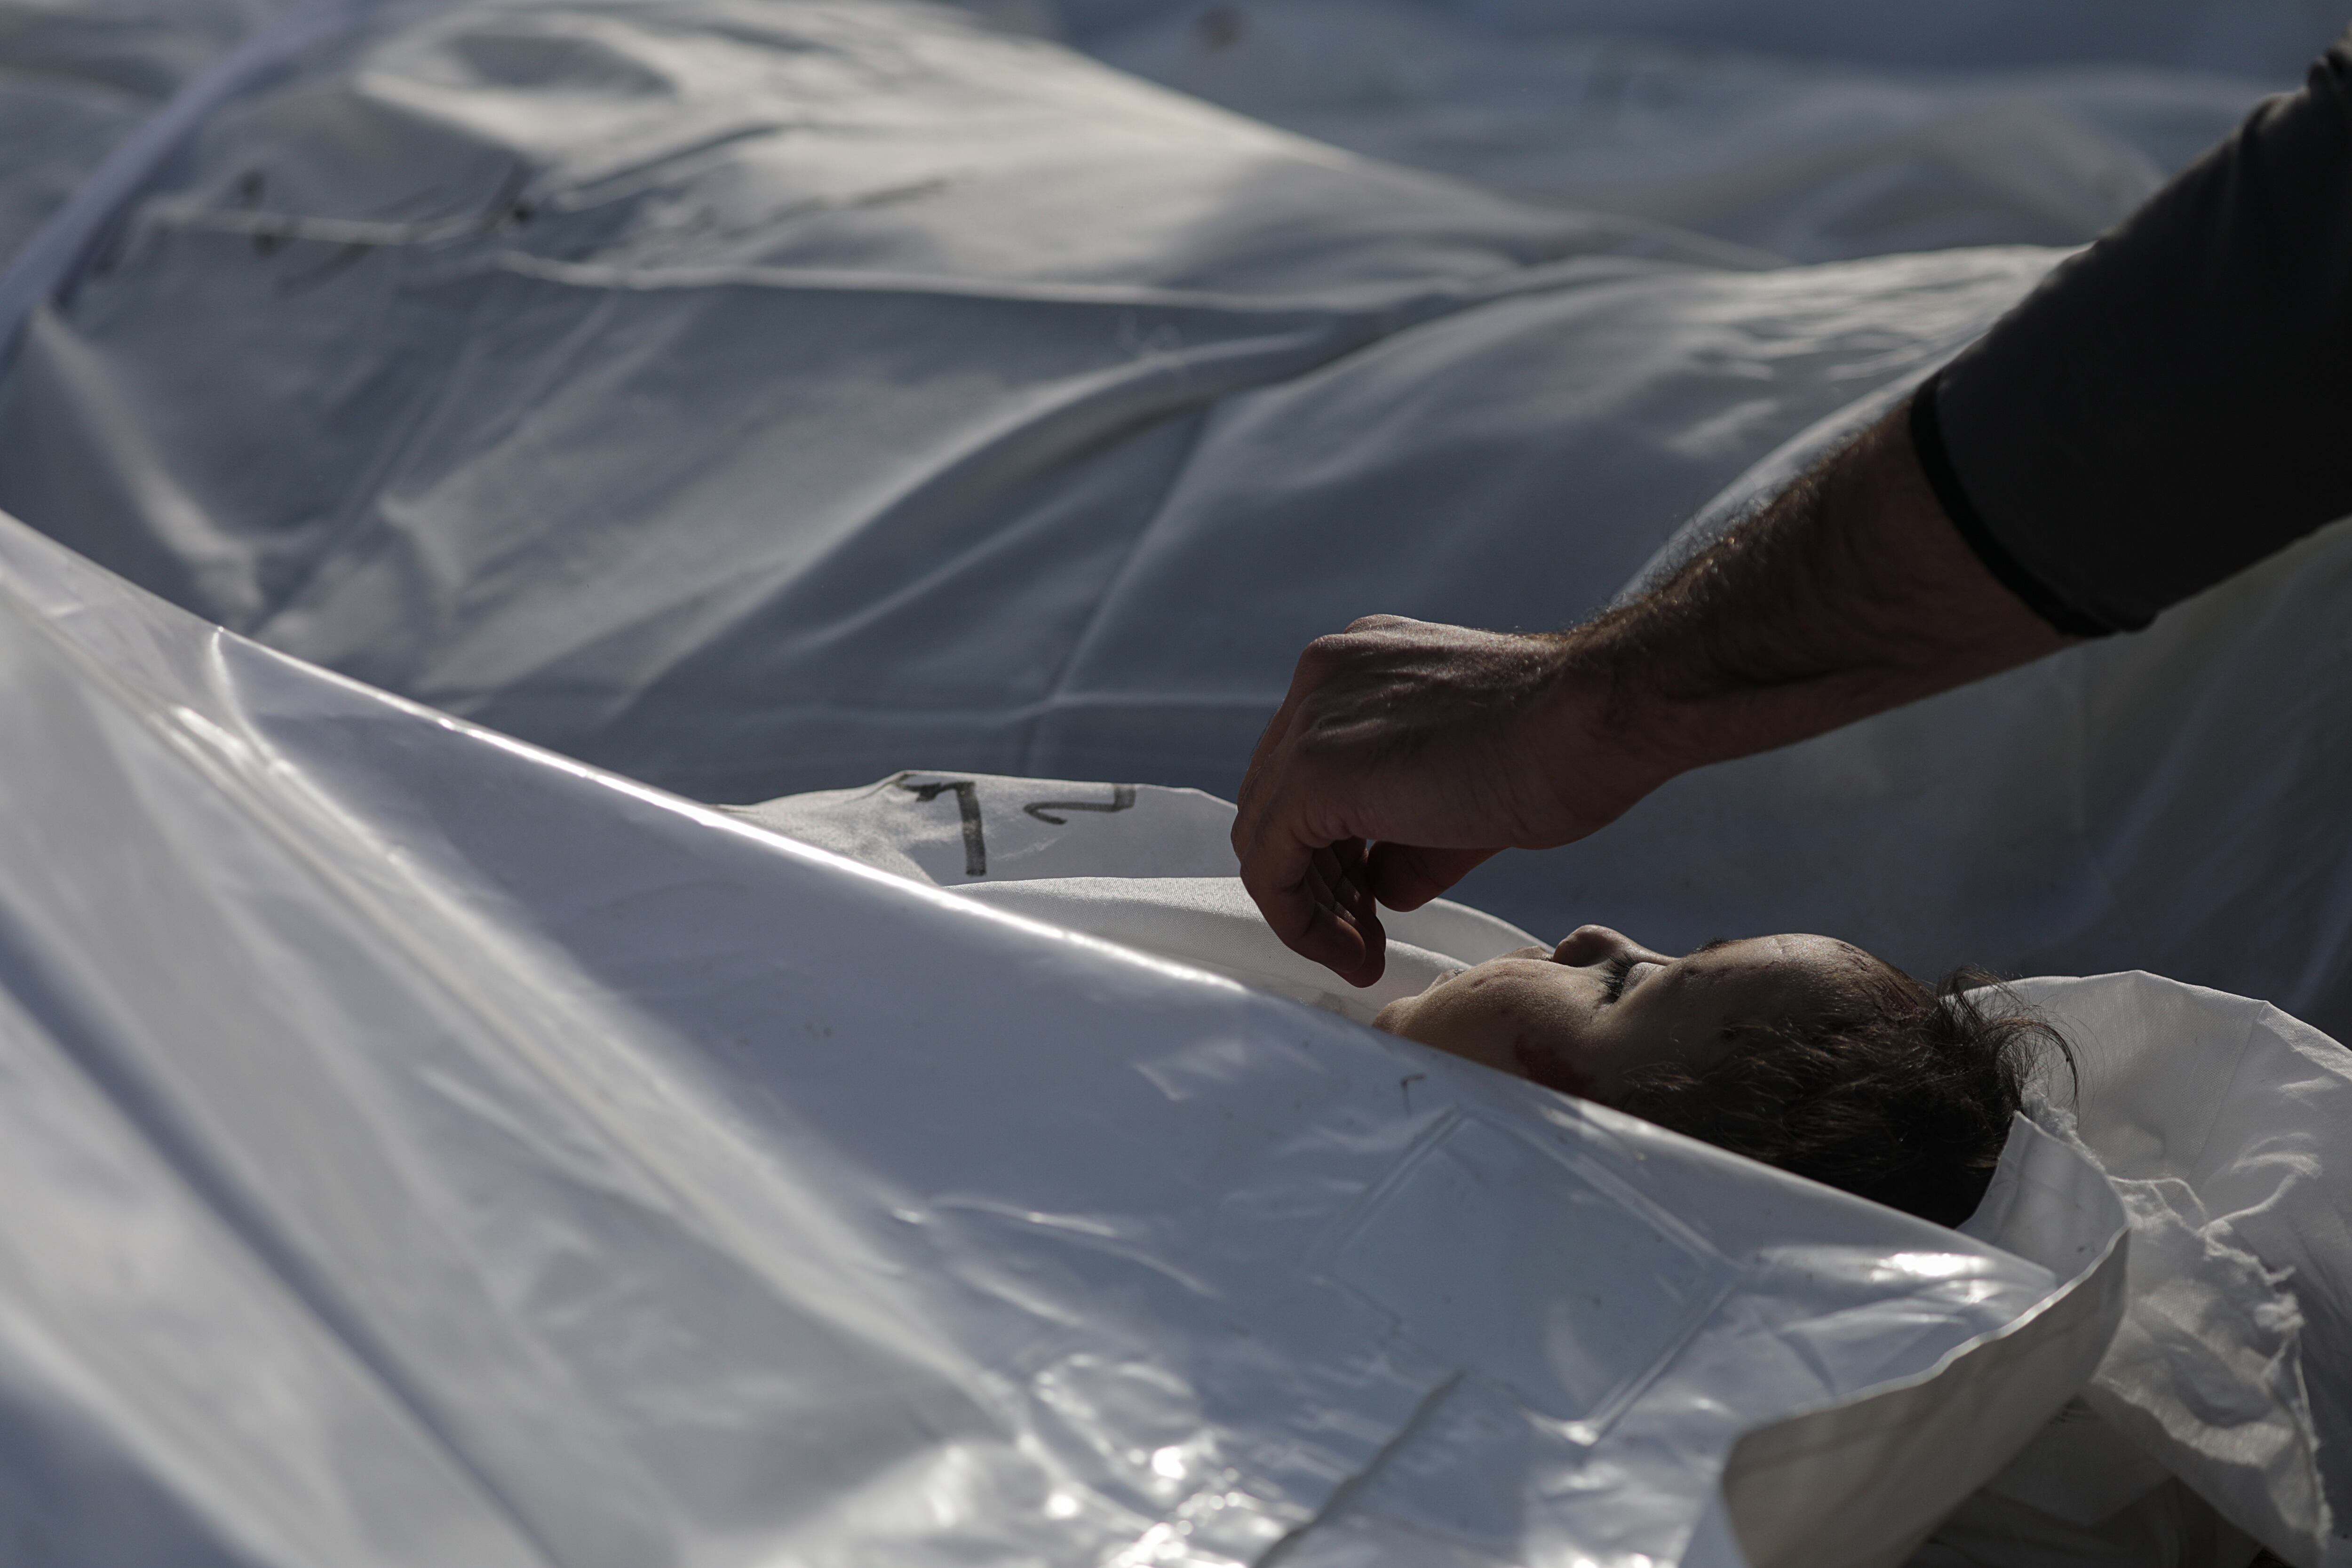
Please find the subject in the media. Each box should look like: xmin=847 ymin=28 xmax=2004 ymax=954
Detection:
xmin=1525 ymin=619 xmax=1706 ymax=837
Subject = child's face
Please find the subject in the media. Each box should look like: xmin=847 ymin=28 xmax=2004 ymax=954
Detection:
xmin=1373 ymin=925 xmax=1889 ymax=1103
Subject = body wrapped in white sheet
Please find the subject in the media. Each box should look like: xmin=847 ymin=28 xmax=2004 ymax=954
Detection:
xmin=739 ymin=769 xmax=2347 ymax=1566
xmin=0 ymin=511 xmax=2129 ymax=1567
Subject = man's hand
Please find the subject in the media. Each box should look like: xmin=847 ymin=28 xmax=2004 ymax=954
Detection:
xmin=1230 ymin=617 xmax=1674 ymax=987
xmin=1235 ymin=401 xmax=2075 ymax=986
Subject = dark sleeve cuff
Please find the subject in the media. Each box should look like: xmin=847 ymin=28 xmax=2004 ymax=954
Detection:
xmin=1908 ymin=372 xmax=2117 ymax=639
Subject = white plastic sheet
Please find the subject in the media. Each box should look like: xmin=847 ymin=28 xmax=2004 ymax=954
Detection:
xmin=2001 ymin=975 xmax=2352 ymax=1565
xmin=0 ymin=505 xmax=2126 ymax=1566
xmin=738 ymin=767 xmax=2349 ymax=1565
xmin=0 ymin=0 xmax=301 ymax=261
xmin=0 ymin=0 xmax=2014 ymax=808
xmin=1052 ymin=0 xmax=2346 ymax=80
xmin=1083 ymin=0 xmax=2279 ymax=263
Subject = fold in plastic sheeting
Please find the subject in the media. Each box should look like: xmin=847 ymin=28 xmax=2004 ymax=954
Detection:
xmin=0 ymin=0 xmax=371 ymax=363
xmin=2004 ymin=976 xmax=2352 ymax=1566
xmin=0 ymin=0 xmax=2033 ymax=803
xmin=0 ymin=498 xmax=2130 ymax=1566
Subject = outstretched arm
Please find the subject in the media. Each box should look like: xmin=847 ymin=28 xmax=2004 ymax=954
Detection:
xmin=1231 ymin=402 xmax=2073 ymax=986
xmin=1240 ymin=25 xmax=2352 ymax=984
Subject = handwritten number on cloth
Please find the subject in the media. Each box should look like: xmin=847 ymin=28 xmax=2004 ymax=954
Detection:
xmin=895 ymin=780 xmax=1140 ymax=878
xmin=898 ymin=779 xmax=986 ymax=877
xmin=1021 ymin=786 xmax=1136 ymax=825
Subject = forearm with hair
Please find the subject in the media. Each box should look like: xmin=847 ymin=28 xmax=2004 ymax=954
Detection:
xmin=1557 ymin=400 xmax=2075 ymax=781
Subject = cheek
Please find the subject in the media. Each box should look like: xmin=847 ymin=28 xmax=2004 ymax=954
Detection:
xmin=1381 ymin=980 xmax=1526 ymax=1075
xmin=1456 ymin=974 xmax=1607 ymax=1098
xmin=1510 ymin=1033 xmax=1603 ymax=1100
xmin=1418 ymin=972 xmax=1601 ymax=1092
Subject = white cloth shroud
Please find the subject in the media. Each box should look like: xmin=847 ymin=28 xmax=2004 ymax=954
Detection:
xmin=729 ymin=770 xmax=1546 ymax=1022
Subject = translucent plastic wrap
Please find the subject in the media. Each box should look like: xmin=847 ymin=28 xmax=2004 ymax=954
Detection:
xmin=735 ymin=768 xmax=2348 ymax=1565
xmin=0 ymin=506 xmax=2126 ymax=1565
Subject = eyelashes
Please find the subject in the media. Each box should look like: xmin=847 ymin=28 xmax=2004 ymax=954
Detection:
xmin=1601 ymin=954 xmax=1636 ymax=1003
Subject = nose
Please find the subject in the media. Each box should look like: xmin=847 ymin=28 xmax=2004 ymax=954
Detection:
xmin=1551 ymin=924 xmax=1665 ymax=968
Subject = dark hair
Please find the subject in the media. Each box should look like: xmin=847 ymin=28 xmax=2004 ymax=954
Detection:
xmin=1614 ymin=966 xmax=2069 ymax=1228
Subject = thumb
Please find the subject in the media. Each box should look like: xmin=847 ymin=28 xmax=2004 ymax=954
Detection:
xmin=1365 ymin=843 xmax=1497 ymax=912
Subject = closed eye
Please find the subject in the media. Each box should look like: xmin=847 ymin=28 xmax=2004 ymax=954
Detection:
xmin=1601 ymin=954 xmax=1635 ymax=1003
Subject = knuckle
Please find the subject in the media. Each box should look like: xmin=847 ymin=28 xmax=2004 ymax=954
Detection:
xmin=1301 ymin=631 xmax=1355 ymax=665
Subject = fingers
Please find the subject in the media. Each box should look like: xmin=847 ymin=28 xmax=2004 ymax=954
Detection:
xmin=1237 ymin=844 xmax=1388 ymax=987
xmin=1235 ymin=773 xmax=1389 ymax=986
xmin=1232 ymin=641 xmax=1323 ymax=865
xmin=1232 ymin=736 xmax=1314 ymax=944
xmin=1309 ymin=841 xmax=1385 ymax=985
xmin=1233 ymin=612 xmax=1483 ymax=984
xmin=1234 ymin=803 xmax=1389 ymax=987
xmin=1232 ymin=728 xmax=1362 ymax=975
xmin=1365 ymin=842 xmax=1497 ymax=912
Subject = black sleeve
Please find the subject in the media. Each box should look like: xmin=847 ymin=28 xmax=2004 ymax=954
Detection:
xmin=1915 ymin=28 xmax=2352 ymax=637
